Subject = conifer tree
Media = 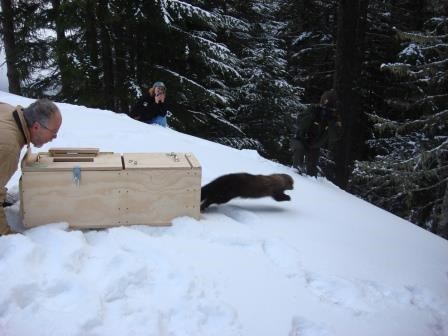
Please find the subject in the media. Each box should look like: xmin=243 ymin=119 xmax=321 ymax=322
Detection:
xmin=0 ymin=0 xmax=21 ymax=94
xmin=152 ymin=0 xmax=253 ymax=144
xmin=280 ymin=0 xmax=338 ymax=103
xmin=352 ymin=12 xmax=448 ymax=238
xmin=237 ymin=0 xmax=302 ymax=162
xmin=1 ymin=1 xmax=50 ymax=97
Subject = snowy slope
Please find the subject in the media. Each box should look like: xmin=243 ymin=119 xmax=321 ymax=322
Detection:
xmin=1 ymin=93 xmax=447 ymax=336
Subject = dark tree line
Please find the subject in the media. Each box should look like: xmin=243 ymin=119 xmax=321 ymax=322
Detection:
xmin=281 ymin=0 xmax=447 ymax=238
xmin=351 ymin=2 xmax=448 ymax=238
xmin=1 ymin=0 xmax=447 ymax=238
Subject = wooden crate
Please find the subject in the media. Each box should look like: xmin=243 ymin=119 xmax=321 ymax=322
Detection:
xmin=20 ymin=148 xmax=201 ymax=229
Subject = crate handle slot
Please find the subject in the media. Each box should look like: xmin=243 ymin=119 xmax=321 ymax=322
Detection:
xmin=49 ymin=147 xmax=99 ymax=157
xmin=53 ymin=157 xmax=94 ymax=162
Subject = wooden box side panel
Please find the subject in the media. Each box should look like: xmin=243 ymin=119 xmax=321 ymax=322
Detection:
xmin=21 ymin=171 xmax=127 ymax=229
xmin=123 ymin=168 xmax=201 ymax=224
xmin=21 ymin=167 xmax=202 ymax=229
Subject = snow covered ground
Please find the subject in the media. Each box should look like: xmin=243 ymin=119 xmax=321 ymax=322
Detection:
xmin=1 ymin=92 xmax=448 ymax=336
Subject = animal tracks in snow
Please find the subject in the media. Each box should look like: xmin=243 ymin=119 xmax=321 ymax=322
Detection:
xmin=211 ymin=207 xmax=448 ymax=332
xmin=289 ymin=316 xmax=333 ymax=336
xmin=217 ymin=205 xmax=261 ymax=225
xmin=0 ymin=226 xmax=243 ymax=336
xmin=261 ymin=239 xmax=303 ymax=278
xmin=202 ymin=209 xmax=448 ymax=334
xmin=303 ymin=271 xmax=448 ymax=327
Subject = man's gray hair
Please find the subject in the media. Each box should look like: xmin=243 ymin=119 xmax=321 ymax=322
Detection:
xmin=23 ymin=99 xmax=60 ymax=127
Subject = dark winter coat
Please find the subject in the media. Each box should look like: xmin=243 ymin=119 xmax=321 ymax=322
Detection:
xmin=295 ymin=104 xmax=342 ymax=149
xmin=130 ymin=91 xmax=168 ymax=122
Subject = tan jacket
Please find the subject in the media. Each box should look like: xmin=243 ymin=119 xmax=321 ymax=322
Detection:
xmin=0 ymin=102 xmax=31 ymax=232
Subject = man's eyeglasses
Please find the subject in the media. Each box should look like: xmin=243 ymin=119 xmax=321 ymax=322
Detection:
xmin=38 ymin=122 xmax=58 ymax=136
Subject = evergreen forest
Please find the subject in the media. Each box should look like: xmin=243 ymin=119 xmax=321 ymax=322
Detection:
xmin=1 ymin=0 xmax=447 ymax=238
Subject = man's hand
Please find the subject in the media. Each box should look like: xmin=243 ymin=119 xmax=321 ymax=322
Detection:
xmin=154 ymin=88 xmax=166 ymax=103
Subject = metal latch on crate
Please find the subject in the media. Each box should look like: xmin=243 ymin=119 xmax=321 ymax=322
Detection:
xmin=166 ymin=152 xmax=180 ymax=162
xmin=72 ymin=166 xmax=81 ymax=186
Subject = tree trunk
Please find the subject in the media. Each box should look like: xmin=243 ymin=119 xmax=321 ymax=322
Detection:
xmin=51 ymin=0 xmax=71 ymax=98
xmin=84 ymin=0 xmax=100 ymax=107
xmin=0 ymin=0 xmax=21 ymax=94
xmin=438 ymin=181 xmax=448 ymax=239
xmin=333 ymin=0 xmax=368 ymax=189
xmin=97 ymin=0 xmax=115 ymax=110
xmin=134 ymin=26 xmax=144 ymax=86
xmin=112 ymin=20 xmax=129 ymax=113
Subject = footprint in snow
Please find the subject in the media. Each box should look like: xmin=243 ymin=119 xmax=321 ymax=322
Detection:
xmin=304 ymin=271 xmax=448 ymax=324
xmin=216 ymin=204 xmax=261 ymax=225
xmin=10 ymin=282 xmax=40 ymax=309
xmin=261 ymin=239 xmax=303 ymax=278
xmin=289 ymin=316 xmax=333 ymax=336
xmin=303 ymin=272 xmax=377 ymax=315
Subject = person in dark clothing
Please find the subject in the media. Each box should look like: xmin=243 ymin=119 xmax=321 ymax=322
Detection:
xmin=130 ymin=81 xmax=170 ymax=126
xmin=291 ymin=89 xmax=342 ymax=176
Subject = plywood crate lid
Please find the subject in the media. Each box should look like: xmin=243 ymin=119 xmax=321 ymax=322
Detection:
xmin=22 ymin=151 xmax=123 ymax=172
xmin=123 ymin=153 xmax=201 ymax=170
